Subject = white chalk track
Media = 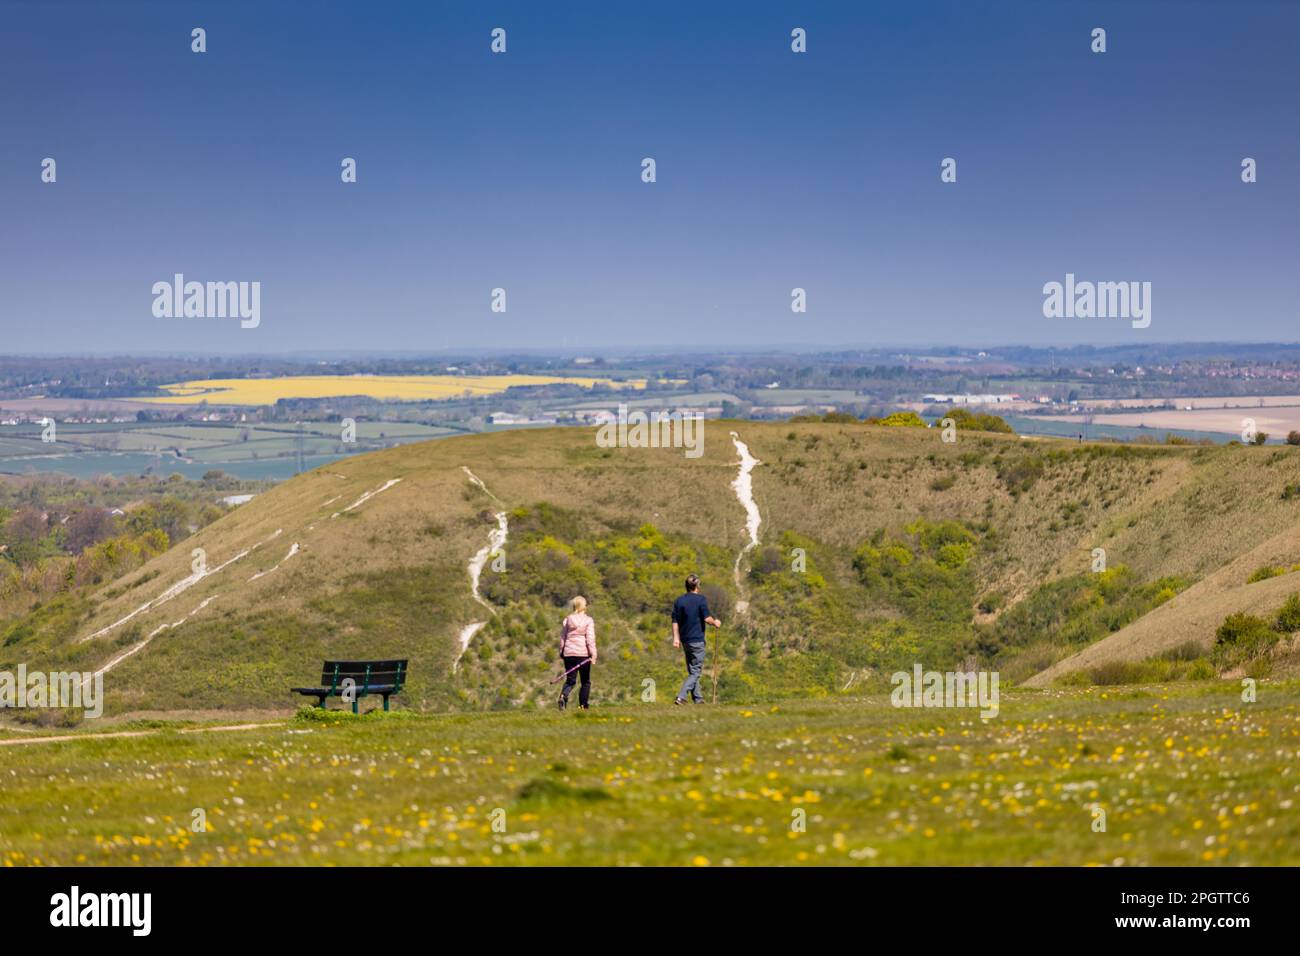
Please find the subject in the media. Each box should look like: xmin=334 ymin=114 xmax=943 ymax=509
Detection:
xmin=455 ymin=469 xmax=509 ymax=671
xmin=729 ymin=431 xmax=762 ymax=614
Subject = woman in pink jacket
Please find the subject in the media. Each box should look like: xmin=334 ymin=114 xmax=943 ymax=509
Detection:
xmin=558 ymin=595 xmax=597 ymax=711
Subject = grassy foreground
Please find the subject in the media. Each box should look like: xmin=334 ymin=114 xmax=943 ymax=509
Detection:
xmin=2 ymin=681 xmax=1297 ymax=867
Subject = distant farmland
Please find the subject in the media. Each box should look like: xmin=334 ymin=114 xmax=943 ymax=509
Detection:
xmin=0 ymin=420 xmax=461 ymax=480
xmin=137 ymin=374 xmax=648 ymax=406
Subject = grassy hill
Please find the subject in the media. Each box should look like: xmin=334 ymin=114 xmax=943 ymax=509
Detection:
xmin=7 ymin=421 xmax=1300 ymax=716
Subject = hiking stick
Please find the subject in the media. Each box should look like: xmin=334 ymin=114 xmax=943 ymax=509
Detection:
xmin=711 ymin=626 xmax=721 ymax=703
xmin=549 ymin=657 xmax=592 ymax=684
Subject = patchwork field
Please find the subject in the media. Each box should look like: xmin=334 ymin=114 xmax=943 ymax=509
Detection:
xmin=1038 ymin=409 xmax=1300 ymax=438
xmin=138 ymin=375 xmax=649 ymax=406
xmin=1 ymin=683 xmax=1296 ymax=866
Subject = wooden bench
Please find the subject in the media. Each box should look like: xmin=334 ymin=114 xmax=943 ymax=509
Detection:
xmin=291 ymin=659 xmax=408 ymax=713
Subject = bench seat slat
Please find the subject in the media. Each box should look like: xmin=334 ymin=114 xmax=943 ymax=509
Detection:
xmin=292 ymin=684 xmax=401 ymax=694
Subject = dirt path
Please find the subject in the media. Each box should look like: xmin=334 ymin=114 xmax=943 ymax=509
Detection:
xmin=0 ymin=721 xmax=284 ymax=748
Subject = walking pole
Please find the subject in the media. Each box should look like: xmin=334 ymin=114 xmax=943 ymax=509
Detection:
xmin=549 ymin=657 xmax=592 ymax=684
xmin=711 ymin=625 xmax=721 ymax=704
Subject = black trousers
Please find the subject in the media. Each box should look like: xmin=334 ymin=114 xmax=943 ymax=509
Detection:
xmin=561 ymin=655 xmax=591 ymax=706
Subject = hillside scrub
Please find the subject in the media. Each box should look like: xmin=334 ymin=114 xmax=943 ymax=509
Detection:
xmin=990 ymin=567 xmax=1190 ymax=681
xmin=1274 ymin=593 xmax=1300 ymax=632
xmin=938 ymin=407 xmax=1014 ymax=434
xmin=862 ymin=411 xmax=926 ymax=427
xmin=1213 ymin=612 xmax=1281 ymax=672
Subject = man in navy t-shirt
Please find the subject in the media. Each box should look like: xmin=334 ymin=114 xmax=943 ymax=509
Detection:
xmin=672 ymin=573 xmax=721 ymax=704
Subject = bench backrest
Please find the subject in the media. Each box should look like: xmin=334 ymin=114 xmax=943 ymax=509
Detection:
xmin=320 ymin=660 xmax=408 ymax=694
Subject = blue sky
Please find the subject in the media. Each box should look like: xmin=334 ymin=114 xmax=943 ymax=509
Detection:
xmin=1 ymin=0 xmax=1296 ymax=352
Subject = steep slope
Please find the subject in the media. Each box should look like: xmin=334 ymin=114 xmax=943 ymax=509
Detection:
xmin=1024 ymin=520 xmax=1300 ymax=686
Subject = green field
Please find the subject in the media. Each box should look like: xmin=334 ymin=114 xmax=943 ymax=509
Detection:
xmin=2 ymin=681 xmax=1296 ymax=866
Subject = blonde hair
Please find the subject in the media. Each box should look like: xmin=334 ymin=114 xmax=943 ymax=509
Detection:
xmin=570 ymin=595 xmax=587 ymax=613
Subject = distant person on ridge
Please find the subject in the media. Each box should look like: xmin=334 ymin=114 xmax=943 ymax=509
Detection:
xmin=558 ymin=595 xmax=597 ymax=711
xmin=672 ymin=574 xmax=721 ymax=704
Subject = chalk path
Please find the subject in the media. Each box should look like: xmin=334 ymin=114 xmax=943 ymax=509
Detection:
xmin=729 ymin=431 xmax=762 ymax=614
xmin=454 ymin=469 xmax=509 ymax=671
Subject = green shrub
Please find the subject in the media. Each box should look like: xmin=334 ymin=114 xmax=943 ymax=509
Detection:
xmin=1216 ymin=612 xmax=1274 ymax=646
xmin=1247 ymin=565 xmax=1284 ymax=584
xmin=937 ymin=406 xmax=1014 ymax=434
xmin=1213 ymin=611 xmax=1280 ymax=670
xmin=1275 ymin=593 xmax=1300 ymax=632
xmin=864 ymin=411 xmax=927 ymax=428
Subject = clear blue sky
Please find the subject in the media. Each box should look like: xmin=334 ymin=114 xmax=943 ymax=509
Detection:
xmin=1 ymin=0 xmax=1296 ymax=352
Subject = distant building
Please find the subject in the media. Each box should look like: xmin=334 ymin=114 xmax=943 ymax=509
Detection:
xmin=923 ymin=393 xmax=1020 ymax=405
xmin=488 ymin=411 xmax=557 ymax=426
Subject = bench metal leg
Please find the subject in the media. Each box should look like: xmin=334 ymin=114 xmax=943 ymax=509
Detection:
xmin=317 ymin=696 xmax=327 ymax=709
xmin=383 ymin=693 xmax=390 ymax=712
xmin=352 ymin=696 xmax=359 ymax=715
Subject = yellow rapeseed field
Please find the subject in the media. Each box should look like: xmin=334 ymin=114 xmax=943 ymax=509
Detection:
xmin=138 ymin=374 xmax=647 ymax=406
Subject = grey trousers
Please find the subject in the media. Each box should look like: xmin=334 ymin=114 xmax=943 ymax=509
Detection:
xmin=678 ymin=641 xmax=707 ymax=702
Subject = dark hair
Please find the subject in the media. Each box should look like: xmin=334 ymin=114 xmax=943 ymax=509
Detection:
xmin=685 ymin=574 xmax=700 ymax=592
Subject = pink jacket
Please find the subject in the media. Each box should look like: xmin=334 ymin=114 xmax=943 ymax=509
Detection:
xmin=559 ymin=612 xmax=597 ymax=659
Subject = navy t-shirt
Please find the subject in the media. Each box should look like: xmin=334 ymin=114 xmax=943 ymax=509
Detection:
xmin=672 ymin=592 xmax=711 ymax=643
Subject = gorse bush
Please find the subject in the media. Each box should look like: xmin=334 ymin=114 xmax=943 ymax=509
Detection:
xmin=938 ymin=407 xmax=1014 ymax=434
xmin=1213 ymin=611 xmax=1279 ymax=671
xmin=1211 ymin=613 xmax=1274 ymax=650
xmin=1247 ymin=565 xmax=1284 ymax=584
xmin=1274 ymin=593 xmax=1300 ymax=633
xmin=863 ymin=411 xmax=927 ymax=428
xmin=482 ymin=506 xmax=729 ymax=615
xmin=853 ymin=519 xmax=979 ymax=632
